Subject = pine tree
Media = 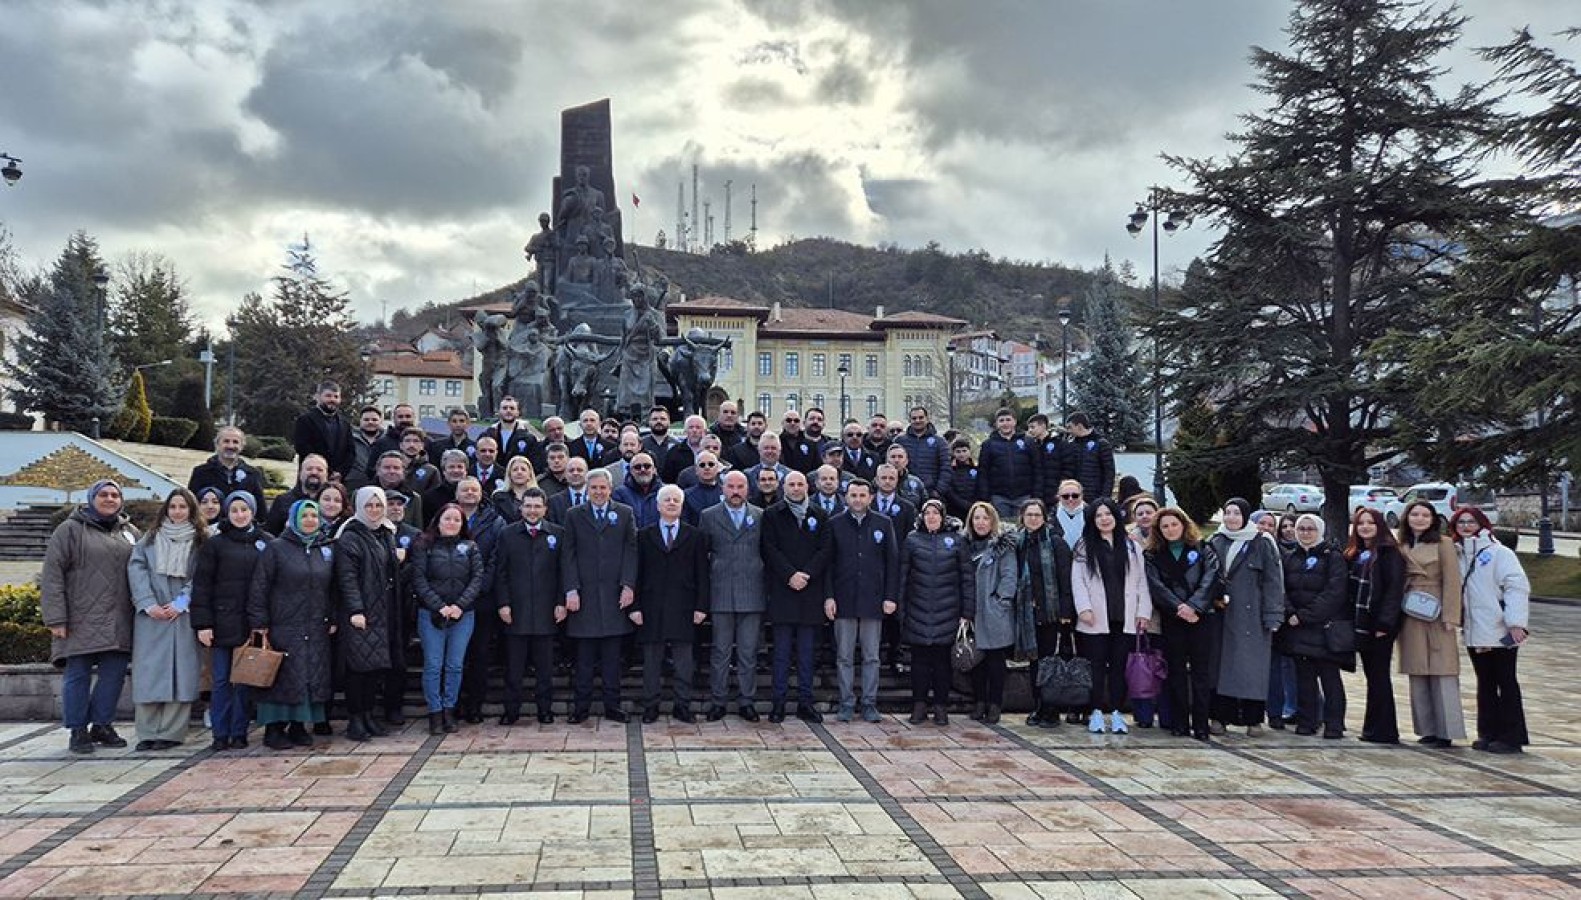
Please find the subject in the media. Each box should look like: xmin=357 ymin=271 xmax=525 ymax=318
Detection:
xmin=1069 ymin=261 xmax=1149 ymax=446
xmin=1155 ymin=0 xmax=1514 ymax=535
xmin=108 ymin=370 xmax=153 ymax=442
xmin=6 ymin=232 xmax=120 ymax=431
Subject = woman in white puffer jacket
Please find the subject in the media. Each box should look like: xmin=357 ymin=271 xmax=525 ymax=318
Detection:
xmin=1450 ymin=508 xmax=1531 ymax=755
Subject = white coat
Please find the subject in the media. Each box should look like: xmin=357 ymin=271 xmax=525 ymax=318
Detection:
xmin=1456 ymin=534 xmax=1531 ymax=649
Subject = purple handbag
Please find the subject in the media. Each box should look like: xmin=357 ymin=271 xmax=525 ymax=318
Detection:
xmin=1124 ymin=632 xmax=1168 ymax=700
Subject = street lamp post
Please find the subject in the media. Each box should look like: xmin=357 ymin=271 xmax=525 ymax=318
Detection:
xmin=1533 ymin=299 xmax=1555 ymax=555
xmin=1126 ymin=187 xmax=1185 ymax=501
xmin=91 ymin=269 xmax=110 ymax=337
xmin=837 ymin=362 xmax=850 ymax=425
xmin=1057 ymin=308 xmax=1072 ymax=421
xmin=198 ymin=343 xmax=216 ymax=409
xmin=0 ymin=153 xmax=22 ymax=187
xmin=946 ymin=345 xmax=957 ymax=429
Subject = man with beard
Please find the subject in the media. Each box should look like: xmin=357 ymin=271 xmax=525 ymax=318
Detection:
xmin=803 ymin=407 xmax=832 ymax=455
xmin=681 ymin=451 xmax=724 ymax=525
xmin=606 ymin=430 xmax=642 ymax=485
xmin=760 ymin=471 xmax=831 ymax=723
xmin=188 ymin=425 xmax=267 ymax=512
xmin=399 ymin=428 xmax=442 ymax=497
xmin=372 ymin=451 xmax=425 ymax=529
xmin=641 ymin=406 xmax=680 ymax=475
xmin=863 ymin=414 xmax=893 ymax=460
xmin=661 ymin=415 xmax=709 ymax=485
xmin=779 ymin=410 xmax=820 ymax=475
xmin=723 ymin=411 xmax=768 ymax=470
xmin=428 ymin=408 xmax=477 ymax=467
xmin=894 ymin=406 xmax=949 ymax=499
xmin=487 ymin=396 xmax=539 ymax=469
xmin=265 ymin=454 xmax=328 ymax=534
xmin=344 ymin=407 xmax=386 ymax=491
xmin=366 ymin=403 xmax=418 ymax=474
xmin=612 ymin=452 xmax=663 ymax=529
xmin=292 ymin=382 xmax=353 ymax=480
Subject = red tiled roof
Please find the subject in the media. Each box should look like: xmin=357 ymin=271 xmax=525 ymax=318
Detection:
xmin=872 ymin=310 xmax=969 ymax=329
xmin=372 ymin=352 xmax=470 ymax=378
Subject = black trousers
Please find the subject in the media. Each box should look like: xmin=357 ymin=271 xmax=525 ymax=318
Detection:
xmin=1161 ymin=616 xmax=1219 ymax=736
xmin=1469 ymin=647 xmax=1528 ymax=747
xmin=346 ymin=669 xmax=385 ymax=716
xmin=1358 ymin=633 xmax=1399 ymax=742
xmin=1294 ymin=657 xmax=1345 ymax=733
xmin=1077 ymin=628 xmax=1129 ymax=712
xmin=908 ymin=644 xmax=952 ymax=705
xmin=574 ymin=636 xmax=624 ymax=714
xmin=973 ymin=647 xmax=1009 ymax=708
xmin=503 ymin=634 xmax=556 ymax=715
xmin=459 ymin=607 xmax=501 ymax=714
xmin=641 ymin=641 xmax=696 ymax=710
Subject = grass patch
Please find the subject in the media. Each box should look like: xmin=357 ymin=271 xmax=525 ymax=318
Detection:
xmin=1518 ymin=553 xmax=1581 ymax=600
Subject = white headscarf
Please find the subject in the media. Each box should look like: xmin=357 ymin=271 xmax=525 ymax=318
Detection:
xmin=1295 ymin=513 xmax=1325 ymax=550
xmin=342 ymin=485 xmax=394 ymax=536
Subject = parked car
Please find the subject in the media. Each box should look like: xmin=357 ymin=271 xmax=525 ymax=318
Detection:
xmin=1262 ymin=483 xmax=1325 ymax=514
xmin=1383 ymin=482 xmax=1501 ymax=529
xmin=1348 ymin=485 xmax=1399 ymax=514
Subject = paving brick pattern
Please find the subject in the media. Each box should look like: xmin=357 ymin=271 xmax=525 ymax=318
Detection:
xmin=0 ymin=603 xmax=1577 ymax=898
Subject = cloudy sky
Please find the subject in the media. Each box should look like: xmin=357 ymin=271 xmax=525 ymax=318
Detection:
xmin=0 ymin=0 xmax=1572 ymax=330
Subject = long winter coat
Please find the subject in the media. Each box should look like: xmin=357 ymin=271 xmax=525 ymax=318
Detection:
xmin=560 ymin=502 xmax=639 ymax=639
xmin=411 ymin=536 xmax=485 ymax=615
xmin=1206 ymin=533 xmax=1286 ymax=701
xmin=191 ymin=523 xmax=273 ymax=648
xmin=127 ymin=538 xmax=201 ymax=704
xmin=1069 ymin=535 xmax=1150 ymax=636
xmin=699 ymin=502 xmax=767 ymax=615
xmin=247 ymin=530 xmax=336 ymax=705
xmin=899 ymin=528 xmax=976 ymax=646
xmin=465 ymin=504 xmax=505 ymax=595
xmin=613 ymin=475 xmax=663 ymax=531
xmin=978 ymin=432 xmax=1036 ymax=502
xmin=187 ymin=456 xmax=268 ymax=514
xmin=334 ymin=520 xmax=400 ymax=673
xmin=966 ymin=533 xmax=1019 ymax=651
xmin=1456 ymin=534 xmax=1531 ymax=649
xmin=633 ymin=520 xmax=709 ymax=644
xmin=1145 ymin=542 xmax=1222 ymax=619
xmin=40 ymin=511 xmax=139 ymax=666
xmin=1279 ymin=542 xmax=1352 ymax=669
xmin=1350 ymin=544 xmax=1406 ymax=637
xmin=827 ymin=510 xmax=900 ymax=620
xmin=760 ymin=501 xmax=832 ymax=626
xmin=494 ymin=519 xmax=564 ymax=637
xmin=1398 ymin=538 xmax=1463 ymax=677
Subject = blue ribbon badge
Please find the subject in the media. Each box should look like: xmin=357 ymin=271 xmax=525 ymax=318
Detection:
xmin=944 ymin=537 xmax=955 ymax=549
xmin=255 ymin=539 xmax=267 ymax=552
xmin=1086 ymin=440 xmax=1096 ymax=451
xmin=1359 ymin=550 xmax=1373 ymax=564
xmin=547 ymin=535 xmax=557 ymax=549
xmin=1305 ymin=556 xmax=1317 ymax=570
xmin=807 ymin=517 xmax=818 ymax=532
xmin=1187 ymin=550 xmax=1199 ymax=564
xmin=1477 ymin=549 xmax=1492 ymax=565
xmin=1015 ymin=438 xmax=1025 ymax=449
xmin=873 ymin=529 xmax=885 ymax=544
xmin=320 ymin=547 xmax=333 ymax=561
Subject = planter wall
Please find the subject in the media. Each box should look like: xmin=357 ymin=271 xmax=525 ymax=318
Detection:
xmin=0 ymin=664 xmax=134 ymax=721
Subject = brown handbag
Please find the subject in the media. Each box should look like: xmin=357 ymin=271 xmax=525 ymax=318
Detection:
xmin=231 ymin=632 xmax=286 ymax=688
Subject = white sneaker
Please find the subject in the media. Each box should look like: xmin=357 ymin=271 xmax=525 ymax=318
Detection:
xmin=1110 ymin=712 xmax=1129 ymax=734
xmin=1088 ymin=710 xmax=1107 ymax=733
xmin=1246 ymin=723 xmax=1264 ymax=737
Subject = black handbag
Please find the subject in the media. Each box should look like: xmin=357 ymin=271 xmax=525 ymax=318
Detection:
xmin=1323 ymin=621 xmax=1357 ymax=654
xmin=1036 ymin=630 xmax=1091 ymax=709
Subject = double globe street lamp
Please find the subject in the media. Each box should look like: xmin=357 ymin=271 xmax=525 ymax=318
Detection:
xmin=1126 ymin=189 xmax=1187 ymax=502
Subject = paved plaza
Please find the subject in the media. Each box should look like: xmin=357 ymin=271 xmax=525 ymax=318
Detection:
xmin=0 ymin=605 xmax=1577 ymax=899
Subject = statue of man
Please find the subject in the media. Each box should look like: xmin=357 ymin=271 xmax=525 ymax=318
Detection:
xmin=563 ymin=236 xmax=595 ymax=285
xmin=522 ymin=213 xmax=559 ymax=294
xmin=595 ymin=235 xmax=630 ymax=303
xmin=473 ymin=313 xmax=509 ymax=418
xmin=555 ymin=164 xmax=605 ymax=249
xmin=616 ymin=284 xmax=666 ymax=420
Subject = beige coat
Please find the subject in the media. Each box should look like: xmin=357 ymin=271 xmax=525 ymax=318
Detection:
xmin=1397 ymin=538 xmax=1461 ymax=676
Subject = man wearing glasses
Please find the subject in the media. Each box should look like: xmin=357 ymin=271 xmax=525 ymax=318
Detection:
xmin=683 ymin=452 xmax=725 ymax=525
xmin=612 ymin=453 xmax=663 ymax=529
xmin=839 ymin=423 xmax=880 ymax=482
xmin=780 ymin=410 xmax=820 ymax=475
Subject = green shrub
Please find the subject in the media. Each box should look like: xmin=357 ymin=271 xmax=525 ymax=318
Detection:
xmin=242 ymin=436 xmax=263 ymax=457
xmin=148 ymin=417 xmax=199 ymax=448
xmin=108 ymin=371 xmax=153 ymax=443
xmin=0 ymin=622 xmax=50 ymax=664
xmin=0 ymin=583 xmax=43 ymax=625
xmin=257 ymin=443 xmax=296 ymax=461
xmin=1494 ymin=528 xmax=1520 ymax=551
xmin=0 ymin=411 xmax=35 ymax=431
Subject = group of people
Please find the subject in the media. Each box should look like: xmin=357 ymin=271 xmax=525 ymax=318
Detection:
xmin=37 ymin=393 xmax=1533 ymax=757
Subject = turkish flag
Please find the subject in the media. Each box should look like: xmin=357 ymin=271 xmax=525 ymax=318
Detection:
xmin=631 ymin=193 xmax=641 ymax=208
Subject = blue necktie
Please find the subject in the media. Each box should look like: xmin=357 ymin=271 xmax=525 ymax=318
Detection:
xmin=664 ymin=524 xmax=675 ymax=548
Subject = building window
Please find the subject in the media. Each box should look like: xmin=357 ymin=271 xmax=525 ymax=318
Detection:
xmin=785 ymin=352 xmax=799 ymax=377
xmin=812 ymin=393 xmax=825 ymax=411
xmin=811 ymin=353 xmax=826 ymax=377
xmin=866 ymin=395 xmax=879 ymax=418
xmin=445 ymin=380 xmax=462 ymax=397
xmin=838 ymin=353 xmax=853 ymax=375
xmin=419 ymin=405 xmax=437 ymax=419
xmin=757 ymin=393 xmax=772 ymax=415
xmin=419 ymin=379 xmax=437 ymax=396
xmin=720 ymin=346 xmax=734 ymax=372
xmin=924 ymin=356 xmax=933 ymax=377
xmin=786 ymin=392 xmax=800 ymax=411
xmin=865 ymin=354 xmax=879 ymax=379
xmin=759 ymin=352 xmax=773 ymax=377
xmin=903 ymin=357 xmax=914 ymax=378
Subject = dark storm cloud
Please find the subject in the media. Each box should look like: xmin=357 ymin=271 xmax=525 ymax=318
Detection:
xmin=634 ymin=150 xmax=863 ymax=243
xmin=862 ymin=178 xmax=933 ymax=220
xmin=721 ymin=77 xmax=798 ymax=110
xmin=815 ymin=53 xmax=874 ymax=105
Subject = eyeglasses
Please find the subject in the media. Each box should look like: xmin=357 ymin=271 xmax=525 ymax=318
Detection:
xmin=843 ymin=432 xmax=861 ymax=438
xmin=632 ymin=464 xmax=653 ymax=471
xmin=784 ymin=417 xmax=801 ymax=423
xmin=1059 ymin=493 xmax=1081 ymax=500
xmin=698 ymin=462 xmax=719 ymax=468
xmin=1454 ymin=519 xmax=1479 ymax=527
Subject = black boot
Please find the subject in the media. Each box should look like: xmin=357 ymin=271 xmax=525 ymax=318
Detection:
xmin=970 ymin=701 xmax=986 ymax=722
xmin=69 ymin=727 xmax=94 ymax=754
xmin=442 ymin=709 xmax=458 ymax=733
xmin=909 ymin=703 xmax=929 ymax=724
xmin=345 ymin=716 xmax=370 ymax=742
xmin=1026 ymin=705 xmax=1044 ymax=727
xmin=363 ymin=714 xmax=388 ymax=737
xmin=429 ymin=712 xmax=445 ymax=736
xmin=264 ymin=723 xmax=292 ymax=750
xmin=985 ymin=705 xmax=1002 ymax=724
xmin=89 ymin=724 xmax=127 ymax=748
xmin=933 ymin=706 xmax=949 ymax=726
xmin=313 ymin=720 xmax=333 ymax=736
xmin=287 ymin=722 xmax=313 ymax=747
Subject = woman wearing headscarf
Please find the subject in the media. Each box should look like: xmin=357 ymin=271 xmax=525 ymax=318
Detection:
xmin=1013 ymin=498 xmax=1075 ymax=727
xmin=1070 ymin=497 xmax=1149 ymax=734
xmin=1451 ymin=508 xmax=1531 ymax=754
xmin=964 ymin=502 xmax=1018 ymax=724
xmin=898 ymin=499 xmax=975 ymax=726
xmin=1206 ymin=498 xmax=1286 ymax=735
xmin=1279 ymin=514 xmax=1351 ymax=738
xmin=249 ymin=500 xmax=337 ymax=749
xmin=42 ymin=480 xmax=140 ymax=754
xmin=1347 ymin=508 xmax=1406 ymax=744
xmin=334 ymin=487 xmax=401 ymax=741
xmin=1144 ymin=507 xmax=1221 ymax=740
xmin=412 ymin=503 xmax=484 ymax=734
xmin=127 ymin=488 xmax=206 ymax=750
xmin=1396 ymin=500 xmax=1466 ymax=748
xmin=191 ymin=491 xmax=273 ymax=750
xmin=196 ymin=487 xmax=225 ymax=535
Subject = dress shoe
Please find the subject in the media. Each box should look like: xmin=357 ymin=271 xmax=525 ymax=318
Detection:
xmin=135 ymin=740 xmax=160 ymax=752
xmin=1268 ymin=716 xmax=1287 ymax=731
xmin=1170 ymin=727 xmax=1191 ymax=738
xmin=499 ymin=712 xmax=520 ymax=727
xmin=313 ymin=721 xmax=333 ymax=736
xmin=738 ymin=705 xmax=760 ymax=723
xmin=429 ymin=713 xmax=446 ymax=736
xmin=69 ymin=728 xmax=95 ymax=754
xmin=1472 ymin=738 xmax=1490 ymax=751
xmin=673 ymin=706 xmax=696 ymax=724
xmin=768 ymin=703 xmax=786 ymax=724
xmin=1485 ymin=740 xmax=1521 ymax=754
xmin=1323 ymin=729 xmax=1344 ymax=740
xmin=537 ymin=712 xmax=555 ymax=725
xmin=568 ymin=710 xmax=590 ymax=725
xmin=210 ymin=737 xmax=232 ymax=752
xmin=1428 ymin=737 xmax=1454 ymax=749
xmin=970 ymin=702 xmax=985 ymax=722
xmin=266 ymin=723 xmax=295 ymax=749
xmin=909 ymin=703 xmax=929 ymax=724
xmin=932 ymin=706 xmax=949 ymax=726
xmin=441 ymin=710 xmax=458 ymax=734
xmin=89 ymin=724 xmax=127 ymax=748
xmin=1295 ymin=725 xmax=1318 ymax=736
xmin=464 ymin=709 xmax=485 ymax=725
xmin=343 ymin=718 xmax=370 ymax=742
xmin=1358 ymin=734 xmax=1400 ymax=745
xmin=605 ymin=709 xmax=629 ymax=723
xmin=984 ymin=705 xmax=1001 ymax=725
xmin=706 ymin=705 xmax=728 ymax=722
xmin=642 ymin=708 xmax=660 ymax=724
xmin=1026 ymin=710 xmax=1044 ymax=727
xmin=384 ymin=709 xmax=406 ymax=727
xmin=363 ymin=715 xmax=389 ymax=737
xmin=795 ymin=703 xmax=822 ymax=724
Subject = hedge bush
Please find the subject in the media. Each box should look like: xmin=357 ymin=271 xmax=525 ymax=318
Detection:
xmin=148 ymin=416 xmax=199 ymax=448
xmin=257 ymin=443 xmax=296 ymax=461
xmin=0 ymin=584 xmax=48 ymax=665
xmin=0 ymin=411 xmax=35 ymax=431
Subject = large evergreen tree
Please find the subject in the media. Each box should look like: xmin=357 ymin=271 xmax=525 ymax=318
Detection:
xmin=1069 ymin=261 xmax=1149 ymax=446
xmin=108 ymin=253 xmax=196 ymax=416
xmin=6 ymin=232 xmax=120 ymax=431
xmin=1155 ymin=0 xmax=1512 ymax=534
xmin=226 ymin=246 xmax=369 ymax=438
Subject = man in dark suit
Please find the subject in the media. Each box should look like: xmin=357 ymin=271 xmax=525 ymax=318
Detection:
xmin=487 ymin=396 xmax=540 ymax=471
xmin=292 ymin=381 xmax=353 ymax=480
xmin=698 ymin=471 xmax=767 ymax=721
xmin=560 ymin=469 xmax=638 ymax=722
xmin=470 ymin=435 xmax=508 ymax=496
xmin=836 ymin=422 xmax=880 ymax=482
xmin=761 ymin=471 xmax=831 ymax=723
xmin=569 ymin=408 xmax=618 ymax=467
xmin=641 ymin=406 xmax=681 ymax=476
xmin=632 ymin=485 xmax=709 ymax=723
xmin=779 ymin=410 xmax=821 ymax=475
xmin=366 ymin=402 xmax=419 ymax=474
xmin=811 ymin=464 xmax=846 ymax=517
xmin=825 ymin=479 xmax=899 ymax=722
xmin=494 ymin=488 xmax=564 ymax=724
xmin=427 ymin=408 xmax=477 ymax=467
xmin=547 ymin=457 xmax=590 ymax=525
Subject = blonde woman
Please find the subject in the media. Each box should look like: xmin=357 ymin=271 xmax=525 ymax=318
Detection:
xmin=491 ymin=455 xmax=539 ymax=523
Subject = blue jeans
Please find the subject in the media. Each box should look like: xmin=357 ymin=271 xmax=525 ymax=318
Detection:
xmin=771 ymin=623 xmax=818 ymax=705
xmin=62 ymin=651 xmax=130 ymax=730
xmin=1268 ymin=653 xmax=1298 ymax=720
xmin=209 ymin=646 xmax=251 ymax=739
xmin=417 ymin=610 xmax=475 ymax=712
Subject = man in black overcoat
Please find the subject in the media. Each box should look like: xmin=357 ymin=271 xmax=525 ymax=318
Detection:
xmin=632 ymin=485 xmax=709 ymax=723
xmin=825 ymin=478 xmax=900 ymax=723
xmin=761 ymin=471 xmax=831 ymax=723
xmin=494 ymin=488 xmax=565 ymax=724
xmin=560 ymin=469 xmax=638 ymax=722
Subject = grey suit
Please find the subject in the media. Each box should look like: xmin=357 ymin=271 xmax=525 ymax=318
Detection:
xmin=700 ymin=502 xmax=767 ymax=708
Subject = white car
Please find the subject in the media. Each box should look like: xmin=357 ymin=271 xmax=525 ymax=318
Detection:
xmin=1348 ymin=485 xmax=1399 ymax=514
xmin=1262 ymin=483 xmax=1325 ymax=514
xmin=1383 ymin=482 xmax=1501 ymax=529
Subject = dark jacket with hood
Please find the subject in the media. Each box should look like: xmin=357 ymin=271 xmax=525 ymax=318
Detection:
xmin=247 ymin=529 xmax=336 ymax=705
xmin=191 ymin=521 xmax=275 ymax=648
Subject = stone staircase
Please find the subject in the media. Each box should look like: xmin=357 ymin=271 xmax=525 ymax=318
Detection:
xmin=0 ymin=505 xmax=67 ymax=562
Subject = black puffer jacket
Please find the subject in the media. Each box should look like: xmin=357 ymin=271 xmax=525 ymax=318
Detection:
xmin=938 ymin=461 xmax=982 ymax=520
xmin=1061 ymin=433 xmax=1115 ymax=501
xmin=247 ymin=530 xmax=336 ymax=705
xmin=411 ymin=535 xmax=485 ymax=614
xmin=979 ymin=432 xmax=1036 ymax=501
xmin=191 ymin=522 xmax=274 ymax=648
xmin=334 ymin=520 xmax=399 ymax=672
xmin=1280 ymin=541 xmax=1351 ymax=667
xmin=899 ymin=528 xmax=977 ymax=646
xmin=1145 ymin=541 xmax=1223 ymax=617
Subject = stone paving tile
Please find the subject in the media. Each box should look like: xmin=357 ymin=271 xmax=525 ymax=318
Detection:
xmin=0 ymin=754 xmax=183 ymax=815
xmin=985 ymin=881 xmax=1278 ymax=898
xmin=906 ymin=798 xmax=1228 ymax=876
xmin=653 ymin=800 xmax=932 ymax=879
xmin=641 ymin=718 xmax=828 ymax=751
xmin=664 ymin=887 xmax=963 ymax=899
xmin=647 ymin=748 xmax=866 ymax=800
xmin=1380 ymin=795 xmax=1581 ymax=866
xmin=1286 ymin=874 xmax=1578 ymax=898
xmin=825 ymin=716 xmax=1028 ymax=753
xmin=399 ymin=749 xmax=629 ymax=803
xmin=1054 ymin=747 xmax=1315 ymax=796
xmin=0 ymin=818 xmax=73 ymax=867
xmin=851 ymin=748 xmax=1099 ymax=799
xmin=1237 ymin=746 xmax=1546 ymax=796
xmin=121 ymin=751 xmax=404 ymax=812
